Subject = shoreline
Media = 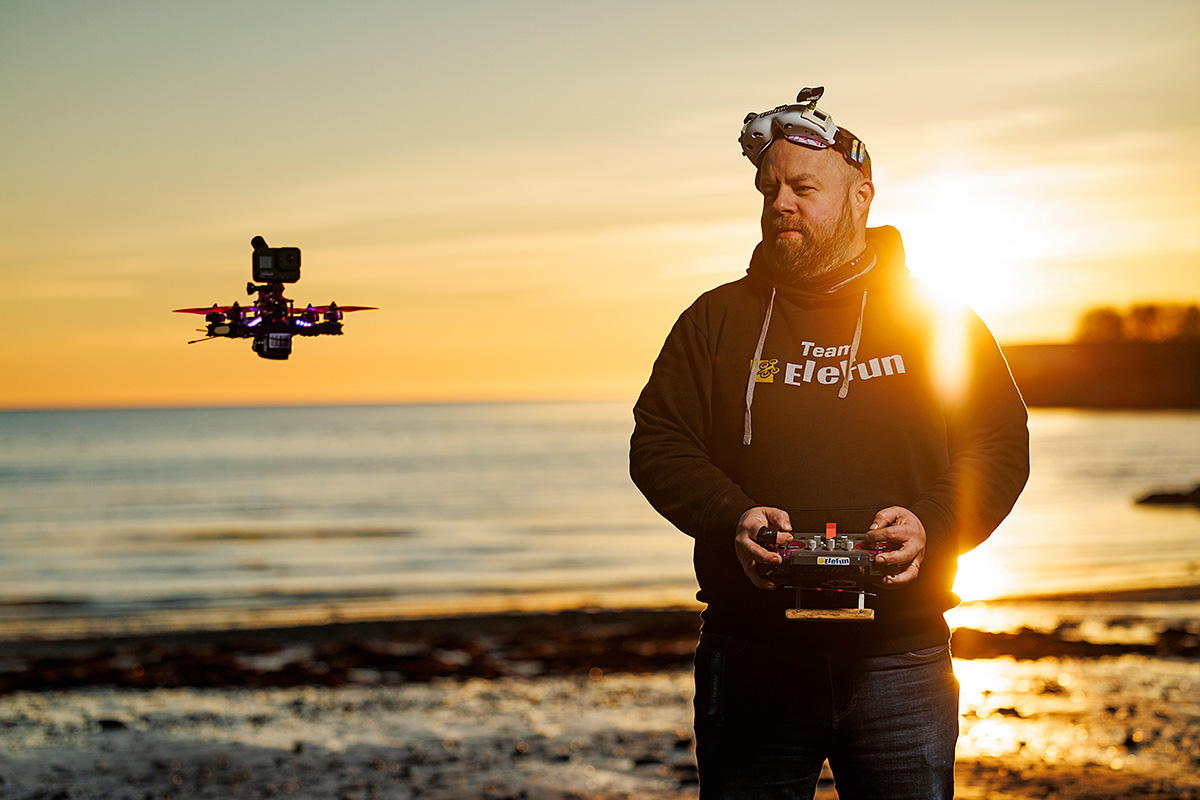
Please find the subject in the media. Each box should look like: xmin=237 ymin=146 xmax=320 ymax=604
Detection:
xmin=4 ymin=586 xmax=1200 ymax=695
xmin=5 ymin=580 xmax=1199 ymax=642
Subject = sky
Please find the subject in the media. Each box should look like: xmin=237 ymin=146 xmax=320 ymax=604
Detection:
xmin=2 ymin=0 xmax=1198 ymax=409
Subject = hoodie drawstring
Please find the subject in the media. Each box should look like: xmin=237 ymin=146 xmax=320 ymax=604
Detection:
xmin=743 ymin=287 xmax=776 ymax=445
xmin=837 ymin=290 xmax=868 ymax=399
xmin=742 ymin=286 xmax=871 ymax=445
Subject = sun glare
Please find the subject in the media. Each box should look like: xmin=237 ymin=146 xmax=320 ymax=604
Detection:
xmin=880 ymin=168 xmax=1055 ymax=318
xmin=953 ymin=547 xmax=1015 ymax=602
xmin=927 ymin=294 xmax=970 ymax=405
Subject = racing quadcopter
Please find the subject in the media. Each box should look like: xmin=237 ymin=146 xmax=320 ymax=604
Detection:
xmin=174 ymin=236 xmax=376 ymax=360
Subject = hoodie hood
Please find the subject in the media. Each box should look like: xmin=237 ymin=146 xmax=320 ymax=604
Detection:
xmin=746 ymin=225 xmax=909 ymax=305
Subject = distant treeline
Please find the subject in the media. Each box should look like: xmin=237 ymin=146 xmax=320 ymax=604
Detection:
xmin=1075 ymin=302 xmax=1200 ymax=343
xmin=1003 ymin=302 xmax=1200 ymax=408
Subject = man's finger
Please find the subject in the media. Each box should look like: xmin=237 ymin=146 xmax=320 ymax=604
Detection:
xmin=739 ymin=537 xmax=783 ymax=565
xmin=869 ymin=506 xmax=905 ymax=530
xmin=881 ymin=561 xmax=921 ymax=586
xmin=756 ymin=507 xmax=793 ymax=531
xmin=738 ymin=549 xmax=780 ymax=590
xmin=872 ymin=538 xmax=917 ymax=566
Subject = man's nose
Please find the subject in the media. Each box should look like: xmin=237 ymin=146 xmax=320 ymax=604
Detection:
xmin=771 ymin=186 xmax=798 ymax=214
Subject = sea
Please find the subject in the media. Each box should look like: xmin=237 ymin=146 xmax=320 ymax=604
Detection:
xmin=1 ymin=403 xmax=1199 ymax=638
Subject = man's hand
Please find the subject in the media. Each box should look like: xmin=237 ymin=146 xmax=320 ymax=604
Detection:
xmin=734 ymin=506 xmax=792 ymax=590
xmin=867 ymin=506 xmax=926 ymax=587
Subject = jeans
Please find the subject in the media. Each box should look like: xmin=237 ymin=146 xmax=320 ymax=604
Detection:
xmin=693 ymin=633 xmax=959 ymax=799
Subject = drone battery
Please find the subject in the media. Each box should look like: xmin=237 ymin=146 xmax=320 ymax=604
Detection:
xmin=252 ymin=333 xmax=293 ymax=360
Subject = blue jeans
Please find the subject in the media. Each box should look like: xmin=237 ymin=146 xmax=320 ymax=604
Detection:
xmin=693 ymin=633 xmax=959 ymax=799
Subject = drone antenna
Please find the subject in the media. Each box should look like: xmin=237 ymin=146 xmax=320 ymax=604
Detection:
xmin=250 ymin=235 xmax=268 ymax=251
xmin=187 ymin=335 xmax=220 ymax=345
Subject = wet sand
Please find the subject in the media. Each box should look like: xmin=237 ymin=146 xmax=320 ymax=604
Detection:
xmin=2 ymin=598 xmax=1199 ymax=799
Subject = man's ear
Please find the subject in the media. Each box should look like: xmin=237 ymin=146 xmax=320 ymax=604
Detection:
xmin=853 ymin=178 xmax=875 ymax=218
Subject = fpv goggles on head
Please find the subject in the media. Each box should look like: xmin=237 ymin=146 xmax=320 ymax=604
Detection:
xmin=739 ymin=87 xmax=871 ymax=178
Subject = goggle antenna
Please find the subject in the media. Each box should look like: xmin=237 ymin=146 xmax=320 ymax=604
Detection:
xmin=795 ymin=86 xmax=825 ymax=106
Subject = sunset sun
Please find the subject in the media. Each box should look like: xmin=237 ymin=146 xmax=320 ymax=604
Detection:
xmin=880 ymin=167 xmax=1060 ymax=322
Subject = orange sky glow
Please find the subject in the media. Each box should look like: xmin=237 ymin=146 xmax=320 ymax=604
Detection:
xmin=2 ymin=0 xmax=1198 ymax=409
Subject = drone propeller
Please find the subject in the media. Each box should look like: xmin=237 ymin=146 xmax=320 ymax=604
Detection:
xmin=174 ymin=304 xmax=258 ymax=316
xmin=308 ymin=304 xmax=378 ymax=313
xmin=175 ymin=304 xmax=374 ymax=316
xmin=174 ymin=305 xmax=230 ymax=315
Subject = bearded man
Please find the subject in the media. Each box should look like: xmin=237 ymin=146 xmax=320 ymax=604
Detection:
xmin=629 ymin=88 xmax=1030 ymax=799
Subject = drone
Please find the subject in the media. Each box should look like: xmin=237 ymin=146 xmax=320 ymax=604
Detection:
xmin=173 ymin=236 xmax=376 ymax=360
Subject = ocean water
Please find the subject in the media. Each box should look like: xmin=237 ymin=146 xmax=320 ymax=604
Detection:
xmin=1 ymin=403 xmax=1198 ymax=636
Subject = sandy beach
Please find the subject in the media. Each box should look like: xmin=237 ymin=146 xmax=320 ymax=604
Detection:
xmin=2 ymin=600 xmax=1200 ymax=799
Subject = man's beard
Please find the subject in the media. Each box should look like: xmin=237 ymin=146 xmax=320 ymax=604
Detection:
xmin=761 ymin=199 xmax=857 ymax=284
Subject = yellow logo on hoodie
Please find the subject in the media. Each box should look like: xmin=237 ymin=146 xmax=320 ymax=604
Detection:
xmin=756 ymin=359 xmax=780 ymax=383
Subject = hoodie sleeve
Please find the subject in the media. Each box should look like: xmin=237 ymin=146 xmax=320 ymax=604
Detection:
xmin=910 ymin=310 xmax=1031 ymax=555
xmin=630 ymin=305 xmax=758 ymax=551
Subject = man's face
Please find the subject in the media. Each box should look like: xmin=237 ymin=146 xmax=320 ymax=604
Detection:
xmin=756 ymin=142 xmax=872 ymax=282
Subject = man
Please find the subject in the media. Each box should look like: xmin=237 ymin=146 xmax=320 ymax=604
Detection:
xmin=629 ymin=88 xmax=1029 ymax=799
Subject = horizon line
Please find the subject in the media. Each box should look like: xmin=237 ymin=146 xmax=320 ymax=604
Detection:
xmin=0 ymin=395 xmax=638 ymax=414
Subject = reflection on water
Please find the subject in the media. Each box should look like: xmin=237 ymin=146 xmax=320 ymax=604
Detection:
xmin=954 ymin=656 xmax=1200 ymax=773
xmin=945 ymin=596 xmax=1200 ymax=643
xmin=953 ymin=409 xmax=1200 ymax=601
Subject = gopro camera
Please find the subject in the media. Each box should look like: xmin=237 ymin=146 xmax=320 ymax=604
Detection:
xmin=250 ymin=235 xmax=301 ymax=284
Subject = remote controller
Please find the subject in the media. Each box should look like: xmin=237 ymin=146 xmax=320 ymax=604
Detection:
xmin=754 ymin=524 xmax=900 ymax=621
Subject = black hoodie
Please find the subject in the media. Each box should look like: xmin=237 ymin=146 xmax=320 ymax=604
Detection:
xmin=630 ymin=226 xmax=1030 ymax=654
